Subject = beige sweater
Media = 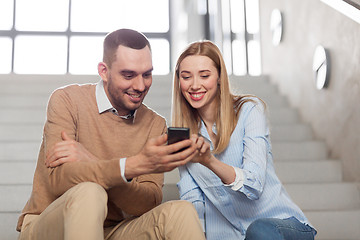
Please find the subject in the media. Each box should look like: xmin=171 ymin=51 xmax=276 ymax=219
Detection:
xmin=17 ymin=83 xmax=167 ymax=231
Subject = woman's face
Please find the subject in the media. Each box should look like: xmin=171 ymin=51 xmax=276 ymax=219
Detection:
xmin=179 ymin=55 xmax=219 ymax=116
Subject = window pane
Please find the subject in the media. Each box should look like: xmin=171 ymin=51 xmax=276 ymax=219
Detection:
xmin=232 ymin=39 xmax=247 ymax=76
xmin=14 ymin=35 xmax=67 ymax=74
xmin=245 ymin=0 xmax=259 ymax=34
xmin=15 ymin=0 xmax=69 ymax=31
xmin=247 ymin=40 xmax=261 ymax=76
xmin=69 ymin=36 xmax=104 ymax=75
xmin=124 ymin=0 xmax=169 ymax=32
xmin=0 ymin=0 xmax=14 ymax=30
xmin=230 ymin=0 xmax=245 ymax=34
xmin=150 ymin=39 xmax=169 ymax=75
xmin=0 ymin=38 xmax=13 ymax=74
xmin=71 ymin=0 xmax=169 ymax=32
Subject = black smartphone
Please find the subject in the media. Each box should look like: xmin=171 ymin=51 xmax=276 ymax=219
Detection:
xmin=167 ymin=127 xmax=190 ymax=145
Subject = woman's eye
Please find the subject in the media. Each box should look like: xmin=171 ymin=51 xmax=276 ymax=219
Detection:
xmin=181 ymin=76 xmax=190 ymax=80
xmin=201 ymin=75 xmax=210 ymax=78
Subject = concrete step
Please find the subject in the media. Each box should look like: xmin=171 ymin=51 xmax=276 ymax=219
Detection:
xmin=274 ymin=160 xmax=343 ymax=183
xmin=0 ymin=185 xmax=32 ymax=212
xmin=306 ymin=210 xmax=360 ymax=240
xmin=0 ymin=212 xmax=20 ymax=240
xmin=0 ymin=142 xmax=41 ymax=161
xmin=268 ymin=107 xmax=301 ymax=124
xmin=0 ymin=162 xmax=36 ymax=184
xmin=271 ymin=123 xmax=313 ymax=141
xmin=260 ymin=95 xmax=288 ymax=108
xmin=230 ymin=75 xmax=274 ymax=92
xmin=0 ymin=124 xmax=43 ymax=141
xmin=272 ymin=141 xmax=328 ymax=161
xmin=0 ymin=109 xmax=47 ymax=124
xmin=285 ymin=183 xmax=360 ymax=211
xmin=0 ymin=94 xmax=50 ymax=108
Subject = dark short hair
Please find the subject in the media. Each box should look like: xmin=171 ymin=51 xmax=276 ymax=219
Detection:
xmin=103 ymin=28 xmax=151 ymax=66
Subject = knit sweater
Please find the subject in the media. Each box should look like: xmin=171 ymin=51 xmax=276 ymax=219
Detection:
xmin=17 ymin=83 xmax=167 ymax=231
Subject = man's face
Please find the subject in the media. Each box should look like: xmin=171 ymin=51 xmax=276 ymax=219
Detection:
xmin=100 ymin=45 xmax=153 ymax=116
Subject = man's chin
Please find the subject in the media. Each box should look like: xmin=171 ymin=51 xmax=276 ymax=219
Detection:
xmin=127 ymin=101 xmax=143 ymax=110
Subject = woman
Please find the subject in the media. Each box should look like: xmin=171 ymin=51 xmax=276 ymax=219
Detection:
xmin=171 ymin=40 xmax=317 ymax=240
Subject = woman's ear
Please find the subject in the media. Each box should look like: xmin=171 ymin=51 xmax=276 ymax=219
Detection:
xmin=98 ymin=62 xmax=109 ymax=82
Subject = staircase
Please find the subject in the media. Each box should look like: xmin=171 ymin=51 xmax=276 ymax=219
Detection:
xmin=0 ymin=74 xmax=359 ymax=239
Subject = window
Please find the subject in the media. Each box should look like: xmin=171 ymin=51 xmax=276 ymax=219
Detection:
xmin=221 ymin=0 xmax=261 ymax=76
xmin=0 ymin=0 xmax=170 ymax=75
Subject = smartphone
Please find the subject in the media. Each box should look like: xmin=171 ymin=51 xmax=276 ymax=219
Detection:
xmin=167 ymin=127 xmax=190 ymax=146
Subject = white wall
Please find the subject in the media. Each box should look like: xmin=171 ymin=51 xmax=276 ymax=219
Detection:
xmin=259 ymin=0 xmax=360 ymax=181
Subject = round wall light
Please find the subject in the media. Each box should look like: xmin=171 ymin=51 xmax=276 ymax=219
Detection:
xmin=312 ymin=45 xmax=330 ymax=90
xmin=270 ymin=9 xmax=283 ymax=46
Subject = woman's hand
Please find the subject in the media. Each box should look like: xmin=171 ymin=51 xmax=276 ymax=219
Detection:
xmin=191 ymin=134 xmax=236 ymax=184
xmin=191 ymin=134 xmax=213 ymax=166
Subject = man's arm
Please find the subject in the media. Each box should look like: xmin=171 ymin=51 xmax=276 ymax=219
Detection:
xmin=43 ymin=88 xmax=127 ymax=197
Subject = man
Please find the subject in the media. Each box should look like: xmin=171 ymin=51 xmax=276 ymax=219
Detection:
xmin=17 ymin=28 xmax=205 ymax=240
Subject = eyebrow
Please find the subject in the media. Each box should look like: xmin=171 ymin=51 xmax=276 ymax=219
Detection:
xmin=180 ymin=70 xmax=211 ymax=74
xmin=120 ymin=67 xmax=153 ymax=75
xmin=120 ymin=70 xmax=136 ymax=75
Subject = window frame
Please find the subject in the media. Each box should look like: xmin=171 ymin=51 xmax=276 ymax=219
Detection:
xmin=0 ymin=0 xmax=171 ymax=75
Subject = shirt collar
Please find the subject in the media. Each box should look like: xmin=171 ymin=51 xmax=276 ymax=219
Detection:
xmin=96 ymin=80 xmax=136 ymax=120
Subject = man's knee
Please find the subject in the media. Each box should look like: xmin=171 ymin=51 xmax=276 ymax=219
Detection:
xmin=65 ymin=182 xmax=108 ymax=210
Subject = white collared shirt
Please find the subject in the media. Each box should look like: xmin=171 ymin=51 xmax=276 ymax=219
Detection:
xmin=95 ymin=80 xmax=132 ymax=182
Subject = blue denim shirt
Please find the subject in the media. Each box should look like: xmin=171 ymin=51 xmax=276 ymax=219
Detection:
xmin=177 ymin=98 xmax=315 ymax=240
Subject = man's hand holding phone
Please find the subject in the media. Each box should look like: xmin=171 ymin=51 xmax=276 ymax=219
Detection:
xmin=124 ymin=127 xmax=198 ymax=179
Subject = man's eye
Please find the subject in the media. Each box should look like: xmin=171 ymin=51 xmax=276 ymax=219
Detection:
xmin=143 ymin=73 xmax=152 ymax=78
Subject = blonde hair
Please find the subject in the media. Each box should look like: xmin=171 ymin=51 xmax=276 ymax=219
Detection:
xmin=171 ymin=40 xmax=263 ymax=154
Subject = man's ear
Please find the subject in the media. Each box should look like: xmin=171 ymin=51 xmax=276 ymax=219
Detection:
xmin=98 ymin=62 xmax=109 ymax=82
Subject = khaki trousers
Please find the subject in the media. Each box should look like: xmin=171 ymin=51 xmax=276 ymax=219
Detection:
xmin=18 ymin=182 xmax=205 ymax=240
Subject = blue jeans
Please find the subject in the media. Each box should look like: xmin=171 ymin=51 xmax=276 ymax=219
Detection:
xmin=245 ymin=217 xmax=316 ymax=240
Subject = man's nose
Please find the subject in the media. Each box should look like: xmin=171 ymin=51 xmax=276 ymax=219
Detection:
xmin=133 ymin=75 xmax=146 ymax=92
